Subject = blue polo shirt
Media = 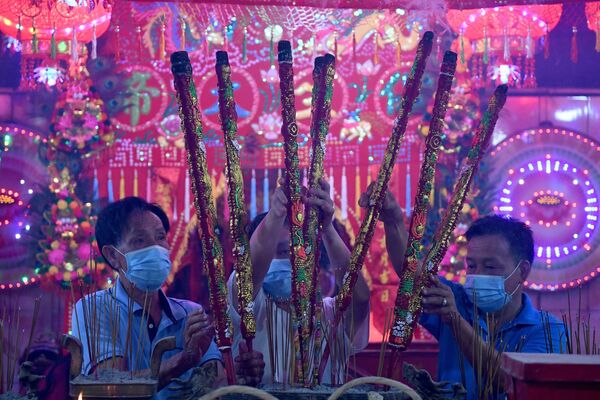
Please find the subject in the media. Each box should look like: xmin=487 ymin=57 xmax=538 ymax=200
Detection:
xmin=420 ymin=278 xmax=565 ymax=400
xmin=71 ymin=279 xmax=222 ymax=399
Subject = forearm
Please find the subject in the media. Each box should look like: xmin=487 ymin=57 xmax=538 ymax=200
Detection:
xmin=346 ymin=272 xmax=370 ymax=336
xmin=322 ymin=223 xmax=351 ymax=287
xmin=454 ymin=316 xmax=504 ymax=393
xmin=384 ymin=219 xmax=408 ymax=277
xmin=249 ymin=211 xmax=285 ymax=295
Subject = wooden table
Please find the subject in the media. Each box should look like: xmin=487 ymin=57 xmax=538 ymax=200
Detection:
xmin=501 ymin=352 xmax=600 ymax=399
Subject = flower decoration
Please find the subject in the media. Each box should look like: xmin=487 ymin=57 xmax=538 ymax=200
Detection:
xmin=356 ymin=60 xmax=381 ymax=77
xmin=48 ymin=60 xmax=114 ymax=157
xmin=251 ymin=112 xmax=282 ymax=140
xmin=260 ymin=66 xmax=279 ymax=84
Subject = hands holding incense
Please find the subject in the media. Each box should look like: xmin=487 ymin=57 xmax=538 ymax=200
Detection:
xmin=181 ymin=307 xmax=215 ymax=368
xmin=422 ymin=275 xmax=459 ymax=325
xmin=235 ymin=342 xmax=265 ymax=387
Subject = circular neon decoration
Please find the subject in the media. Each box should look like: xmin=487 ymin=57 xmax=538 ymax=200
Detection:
xmin=490 ymin=127 xmax=600 ymax=291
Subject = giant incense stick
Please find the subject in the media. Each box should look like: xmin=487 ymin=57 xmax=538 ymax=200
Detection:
xmin=334 ymin=32 xmax=435 ymax=320
xmin=170 ymin=51 xmax=235 ymax=384
xmin=277 ymin=40 xmax=310 ymax=385
xmin=215 ymin=50 xmax=256 ymax=350
xmin=305 ymin=54 xmax=335 ymax=330
xmin=388 ymin=50 xmax=458 ymax=351
xmin=305 ymin=54 xmax=336 ymax=385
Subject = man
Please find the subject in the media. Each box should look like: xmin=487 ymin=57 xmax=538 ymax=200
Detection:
xmin=72 ymin=197 xmax=264 ymax=399
xmin=360 ymin=184 xmax=565 ymax=399
xmin=228 ymin=178 xmax=370 ymax=384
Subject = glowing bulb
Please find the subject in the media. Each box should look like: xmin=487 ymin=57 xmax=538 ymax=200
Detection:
xmin=15 ymin=233 xmax=21 ymax=239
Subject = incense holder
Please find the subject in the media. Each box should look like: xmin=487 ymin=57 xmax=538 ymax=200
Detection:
xmin=62 ymin=335 xmax=175 ymax=400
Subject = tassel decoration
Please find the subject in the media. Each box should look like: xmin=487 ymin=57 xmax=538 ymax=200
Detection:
xmin=159 ymin=20 xmax=166 ymax=60
xmin=571 ymin=26 xmax=578 ymax=64
xmin=91 ymin=23 xmax=97 ymax=60
xmin=242 ymin=26 xmax=248 ymax=63
xmin=71 ymin=27 xmax=78 ymax=62
xmin=352 ymin=29 xmax=357 ymax=74
xmin=50 ymin=25 xmax=56 ymax=59
xmin=16 ymin=16 xmax=22 ymax=47
xmin=341 ymin=166 xmax=348 ymax=220
xmin=133 ymin=169 xmax=139 ymax=197
xmin=328 ymin=167 xmax=334 ymax=201
xmin=115 ymin=24 xmax=121 ymax=61
xmin=250 ymin=169 xmax=257 ymax=220
xmin=312 ymin=33 xmax=317 ymax=60
xmin=396 ymin=29 xmax=402 ymax=67
xmin=223 ymin=25 xmax=228 ymax=51
xmin=93 ymin=168 xmax=99 ymax=202
xmin=119 ymin=168 xmax=125 ymax=200
xmin=483 ymin=27 xmax=489 ymax=64
xmin=302 ymin=168 xmax=308 ymax=188
xmin=173 ymin=194 xmax=178 ymax=221
xmin=146 ymin=170 xmax=152 ymax=201
xmin=503 ymin=28 xmax=510 ymax=62
xmin=544 ymin=25 xmax=550 ymax=59
xmin=334 ymin=31 xmax=338 ymax=60
xmin=596 ymin=18 xmax=600 ymax=53
xmin=184 ymin=170 xmax=190 ymax=222
xmin=136 ymin=25 xmax=142 ymax=59
xmin=180 ymin=17 xmax=186 ymax=51
xmin=107 ymin=169 xmax=114 ymax=203
xmin=263 ymin=169 xmax=269 ymax=212
xmin=525 ymin=27 xmax=533 ymax=59
xmin=269 ymin=26 xmax=275 ymax=66
xmin=373 ymin=31 xmax=379 ymax=65
xmin=31 ymin=18 xmax=38 ymax=54
xmin=459 ymin=29 xmax=465 ymax=65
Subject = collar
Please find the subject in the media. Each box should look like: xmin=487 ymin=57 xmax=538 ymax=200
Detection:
xmin=112 ymin=279 xmax=182 ymax=324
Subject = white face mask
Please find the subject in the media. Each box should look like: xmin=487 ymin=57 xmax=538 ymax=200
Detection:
xmin=116 ymin=245 xmax=171 ymax=291
xmin=463 ymin=262 xmax=522 ymax=313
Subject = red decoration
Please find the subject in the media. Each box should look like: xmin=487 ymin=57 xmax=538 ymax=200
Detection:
xmin=585 ymin=2 xmax=600 ymax=53
xmin=0 ymin=1 xmax=112 ymax=45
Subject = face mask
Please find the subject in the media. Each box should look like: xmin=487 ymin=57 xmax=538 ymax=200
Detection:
xmin=116 ymin=245 xmax=171 ymax=291
xmin=262 ymin=258 xmax=292 ymax=301
xmin=463 ymin=262 xmax=521 ymax=313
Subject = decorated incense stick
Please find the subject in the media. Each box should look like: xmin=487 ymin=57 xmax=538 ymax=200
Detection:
xmin=304 ymin=54 xmax=335 ymax=385
xmin=334 ymin=32 xmax=435 ymax=319
xmin=305 ymin=54 xmax=335 ymax=325
xmin=215 ymin=50 xmax=256 ymax=349
xmin=278 ymin=39 xmax=309 ymax=385
xmin=170 ymin=51 xmax=235 ymax=383
xmin=388 ymin=50 xmax=458 ymax=350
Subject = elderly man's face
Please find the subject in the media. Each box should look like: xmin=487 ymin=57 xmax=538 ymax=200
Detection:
xmin=465 ymin=234 xmax=524 ymax=295
xmin=104 ymin=210 xmax=169 ymax=271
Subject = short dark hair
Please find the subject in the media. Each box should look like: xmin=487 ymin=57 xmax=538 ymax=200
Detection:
xmin=96 ymin=197 xmax=170 ymax=269
xmin=465 ymin=215 xmax=535 ymax=265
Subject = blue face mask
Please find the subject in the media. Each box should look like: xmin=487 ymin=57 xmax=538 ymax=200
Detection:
xmin=262 ymin=258 xmax=292 ymax=301
xmin=463 ymin=263 xmax=521 ymax=313
xmin=117 ymin=245 xmax=172 ymax=291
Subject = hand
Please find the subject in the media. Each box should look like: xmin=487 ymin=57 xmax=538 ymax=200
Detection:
xmin=270 ymin=181 xmax=288 ymax=220
xmin=422 ymin=275 xmax=459 ymax=325
xmin=358 ymin=182 xmax=403 ymax=224
xmin=303 ymin=178 xmax=335 ymax=228
xmin=182 ymin=307 xmax=215 ymax=368
xmin=235 ymin=342 xmax=265 ymax=387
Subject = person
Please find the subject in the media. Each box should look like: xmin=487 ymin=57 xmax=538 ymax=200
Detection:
xmin=359 ymin=184 xmax=565 ymax=399
xmin=71 ymin=197 xmax=264 ymax=400
xmin=18 ymin=333 xmax=70 ymax=400
xmin=228 ymin=178 xmax=371 ymax=384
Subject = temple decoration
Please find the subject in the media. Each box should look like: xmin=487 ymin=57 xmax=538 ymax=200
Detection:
xmin=0 ymin=0 xmax=113 ymax=89
xmin=447 ymin=5 xmax=562 ymax=88
xmin=489 ymin=127 xmax=600 ymax=291
xmin=585 ymin=2 xmax=600 ymax=53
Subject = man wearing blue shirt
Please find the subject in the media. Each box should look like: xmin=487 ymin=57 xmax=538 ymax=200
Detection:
xmin=360 ymin=186 xmax=565 ymax=400
xmin=72 ymin=197 xmax=264 ymax=399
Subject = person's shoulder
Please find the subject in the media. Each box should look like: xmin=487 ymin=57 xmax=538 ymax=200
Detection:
xmin=166 ymin=296 xmax=203 ymax=315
